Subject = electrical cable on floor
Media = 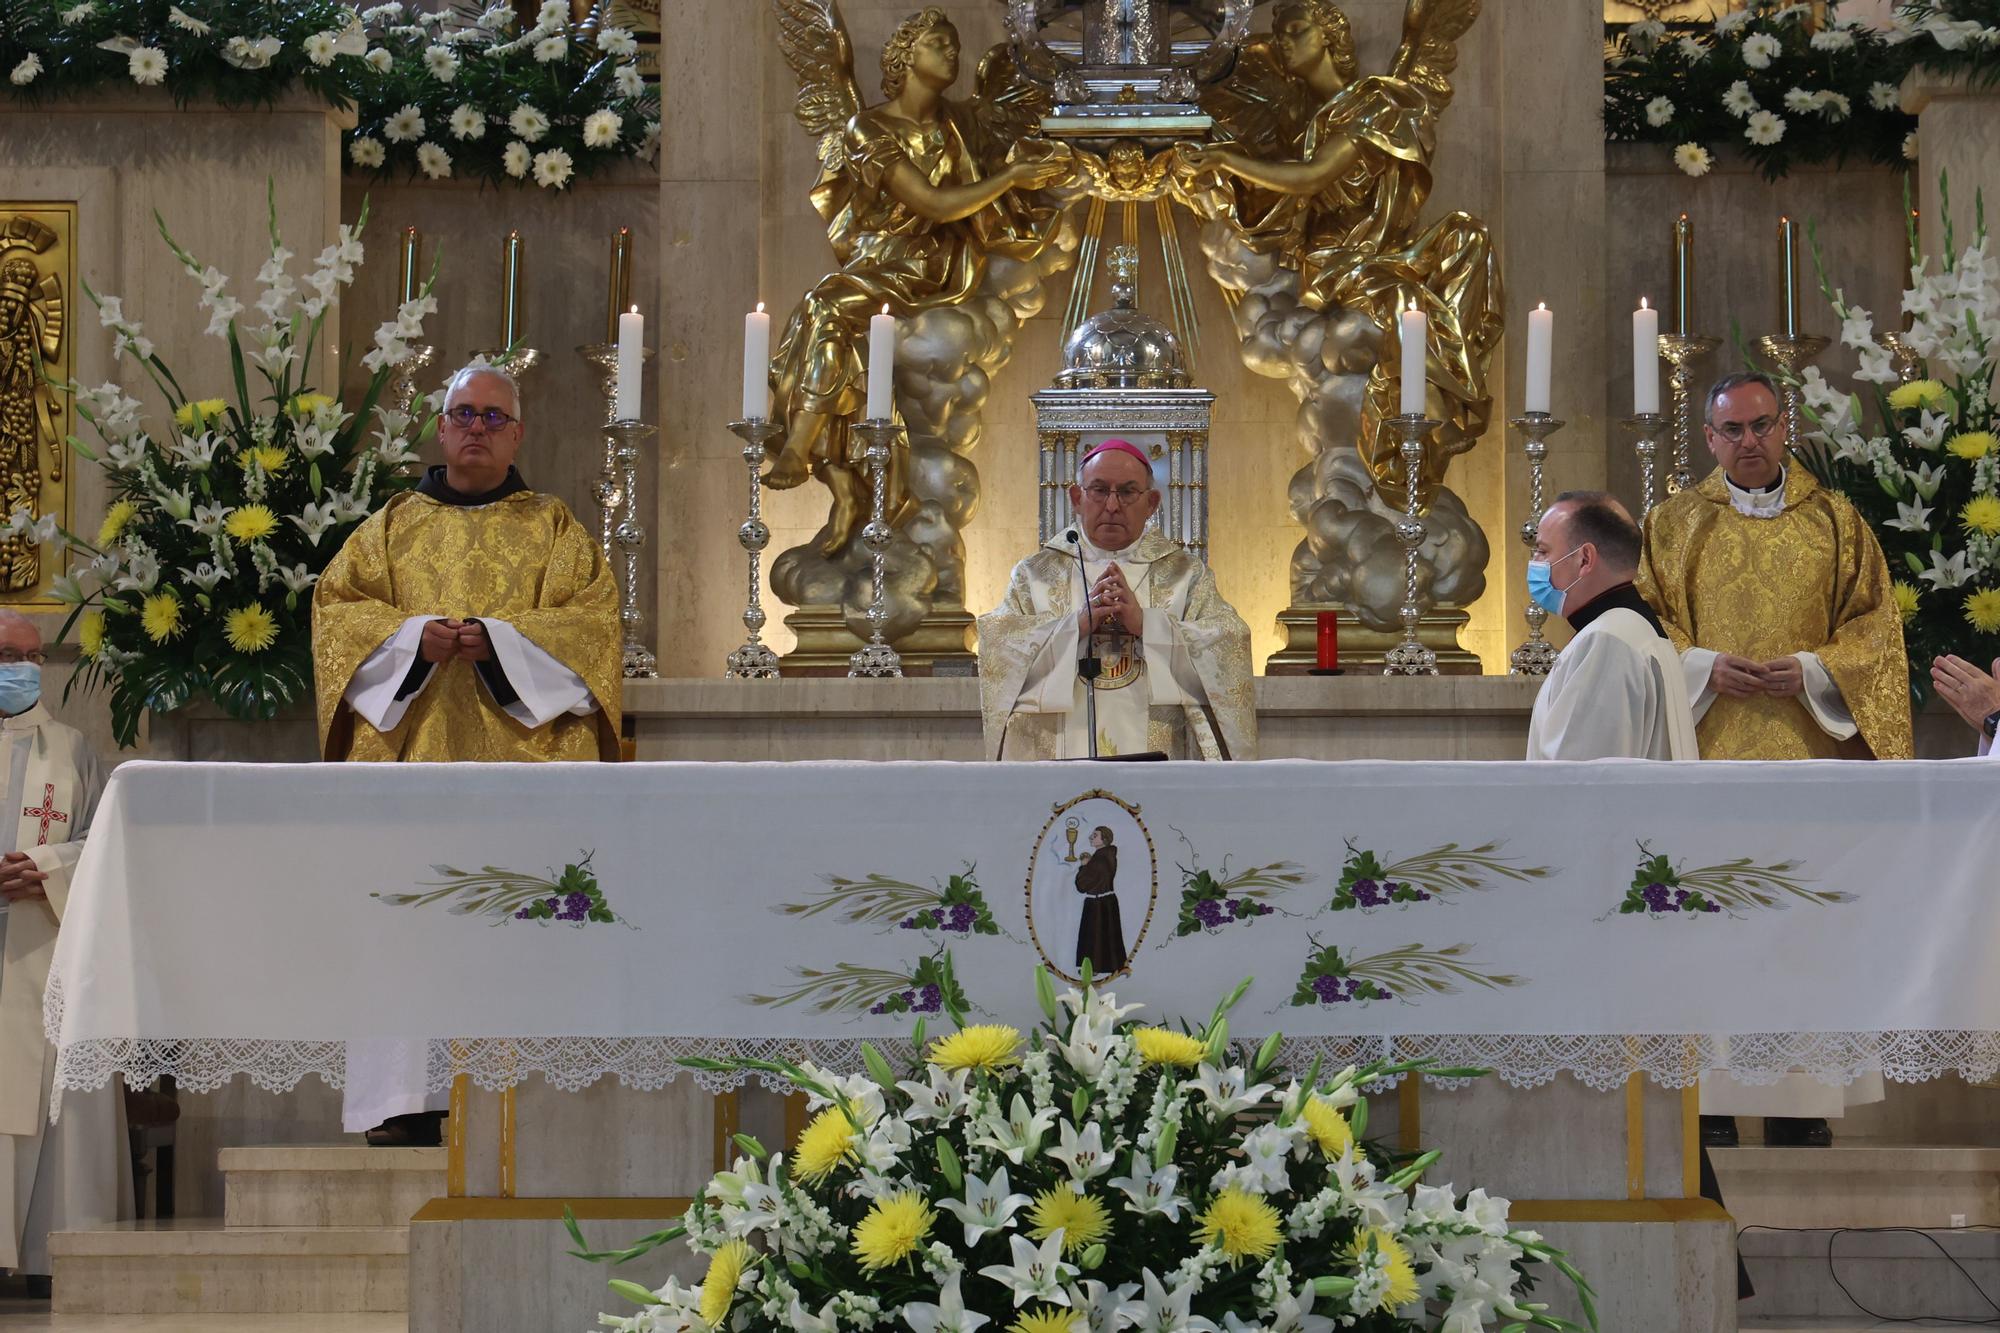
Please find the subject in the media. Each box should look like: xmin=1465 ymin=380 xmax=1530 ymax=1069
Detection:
xmin=1736 ymin=1224 xmax=2000 ymax=1325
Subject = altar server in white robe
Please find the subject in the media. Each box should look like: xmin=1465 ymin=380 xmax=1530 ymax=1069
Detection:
xmin=978 ymin=439 xmax=1256 ymax=761
xmin=1524 ymin=492 xmax=1697 ymax=762
xmin=0 ymin=610 xmax=126 ymax=1281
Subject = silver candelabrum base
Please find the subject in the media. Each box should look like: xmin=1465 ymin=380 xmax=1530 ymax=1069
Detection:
xmin=1509 ymin=411 xmax=1566 ymax=677
xmin=387 ymin=343 xmax=437 ymax=417
xmin=1382 ymin=412 xmax=1440 ymax=677
xmin=848 ymin=418 xmax=904 ymax=679
xmin=1658 ymin=332 xmax=1721 ymax=495
xmin=1756 ymin=332 xmax=1833 ymax=457
xmin=605 ymin=418 xmax=658 ymax=679
xmin=726 ymin=417 xmax=783 ymax=680
xmin=469 ymin=346 xmax=543 ymax=381
xmin=1623 ymin=411 xmax=1667 ymax=517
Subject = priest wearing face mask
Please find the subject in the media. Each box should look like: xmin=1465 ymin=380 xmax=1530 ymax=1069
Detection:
xmin=977 ymin=439 xmax=1256 ymax=760
xmin=0 ymin=610 xmax=124 ymax=1287
xmin=1524 ymin=492 xmax=1696 ymax=761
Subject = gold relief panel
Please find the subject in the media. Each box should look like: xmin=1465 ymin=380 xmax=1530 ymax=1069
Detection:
xmin=1603 ymin=1 xmax=1732 ymax=19
xmin=0 ymin=204 xmax=75 ymax=606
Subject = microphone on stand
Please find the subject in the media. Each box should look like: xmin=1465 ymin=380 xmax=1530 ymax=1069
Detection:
xmin=1065 ymin=528 xmax=1101 ymax=761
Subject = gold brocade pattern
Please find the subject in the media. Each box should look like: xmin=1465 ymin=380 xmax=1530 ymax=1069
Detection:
xmin=1637 ymin=467 xmax=1913 ymax=761
xmin=311 ymin=491 xmax=622 ymax=763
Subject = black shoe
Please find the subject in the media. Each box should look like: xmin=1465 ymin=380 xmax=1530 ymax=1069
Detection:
xmin=1764 ymin=1115 xmax=1832 ymax=1146
xmin=1700 ymin=1115 xmax=1739 ymax=1148
xmin=364 ymin=1110 xmax=445 ymax=1147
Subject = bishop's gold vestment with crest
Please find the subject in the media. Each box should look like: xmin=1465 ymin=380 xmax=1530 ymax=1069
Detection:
xmin=1637 ymin=467 xmax=1911 ymax=761
xmin=312 ymin=490 xmax=622 ymax=763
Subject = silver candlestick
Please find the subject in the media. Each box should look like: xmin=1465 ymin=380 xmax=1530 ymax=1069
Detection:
xmin=577 ymin=343 xmax=657 ymax=577
xmin=468 ymin=346 xmax=542 ymax=382
xmin=387 ymin=343 xmax=436 ymax=417
xmin=726 ymin=417 xmax=782 ymax=679
xmin=1658 ymin=332 xmax=1720 ymax=495
xmin=1508 ymin=411 xmax=1565 ymax=677
xmin=1756 ymin=332 xmax=1832 ymax=454
xmin=1382 ymin=412 xmax=1439 ymax=677
xmin=848 ymin=417 xmax=904 ymax=679
xmin=1624 ymin=412 xmax=1667 ymax=516
xmin=607 ymin=418 xmax=658 ymax=678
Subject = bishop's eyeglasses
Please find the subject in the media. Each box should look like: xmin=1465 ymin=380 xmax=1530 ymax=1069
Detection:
xmin=1713 ymin=415 xmax=1779 ymax=443
xmin=1080 ymin=483 xmax=1149 ymax=507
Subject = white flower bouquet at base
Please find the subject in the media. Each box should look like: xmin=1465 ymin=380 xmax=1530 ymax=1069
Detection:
xmin=568 ymin=964 xmax=1596 ymax=1333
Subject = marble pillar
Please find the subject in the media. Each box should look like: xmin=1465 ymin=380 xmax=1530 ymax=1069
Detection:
xmin=1906 ymin=71 xmax=2000 ymax=282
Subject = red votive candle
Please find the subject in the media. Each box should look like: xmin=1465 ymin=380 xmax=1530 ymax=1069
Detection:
xmin=1315 ymin=612 xmax=1339 ymax=671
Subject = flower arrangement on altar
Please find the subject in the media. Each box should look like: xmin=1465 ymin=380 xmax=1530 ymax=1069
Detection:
xmin=0 ymin=0 xmax=660 ymax=191
xmin=37 ymin=188 xmax=434 ymax=747
xmin=1790 ymin=177 xmax=2000 ymax=699
xmin=568 ymin=966 xmax=1596 ymax=1333
xmin=1603 ymin=1 xmax=1999 ymax=181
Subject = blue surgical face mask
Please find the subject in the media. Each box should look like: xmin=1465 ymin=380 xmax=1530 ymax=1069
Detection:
xmin=0 ymin=662 xmax=40 ymax=716
xmin=1525 ymin=546 xmax=1584 ymax=617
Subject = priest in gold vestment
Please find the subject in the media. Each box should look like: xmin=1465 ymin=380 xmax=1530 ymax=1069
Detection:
xmin=312 ymin=365 xmax=621 ymax=1143
xmin=1638 ymin=371 xmax=1910 ymax=1147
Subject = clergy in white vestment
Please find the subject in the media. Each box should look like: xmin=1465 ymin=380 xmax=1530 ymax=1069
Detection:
xmin=1524 ymin=492 xmax=1697 ymax=762
xmin=312 ymin=365 xmax=621 ymax=1146
xmin=0 ymin=610 xmax=127 ymax=1281
xmin=977 ymin=439 xmax=1255 ymax=761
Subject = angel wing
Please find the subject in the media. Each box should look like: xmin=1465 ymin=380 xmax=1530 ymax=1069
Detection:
xmin=774 ymin=0 xmax=863 ymax=171
xmin=1388 ymin=0 xmax=1481 ymax=110
xmin=964 ymin=41 xmax=1052 ymax=160
xmin=1200 ymin=35 xmax=1309 ymax=154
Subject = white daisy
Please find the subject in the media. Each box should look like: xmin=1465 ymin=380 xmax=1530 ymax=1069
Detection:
xmin=614 ymin=63 xmax=644 ymax=98
xmin=1816 ymin=90 xmax=1850 ymax=120
xmin=302 ymin=31 xmax=337 ymax=65
xmin=1745 ymin=110 xmax=1787 ymax=145
xmin=531 ymin=146 xmax=573 ymax=189
xmin=502 ymin=140 xmax=531 ymax=178
xmin=582 ymin=108 xmax=622 ymax=148
xmin=1810 ymin=27 xmax=1854 ymax=51
xmin=416 ymin=142 xmax=452 ymax=179
xmin=532 ymin=34 xmax=566 ymax=62
xmin=448 ymin=104 xmax=486 ymax=140
xmin=640 ymin=118 xmax=660 ymax=154
xmin=1869 ymin=81 xmax=1901 ymax=111
xmin=1645 ymin=95 xmax=1674 ymax=127
xmin=1676 ymin=36 xmax=1707 ymax=62
xmin=167 ymin=5 xmax=209 ymax=34
xmin=1673 ymin=143 xmax=1713 ymax=178
xmin=1741 ymin=33 xmax=1782 ymax=68
xmin=1715 ymin=9 xmax=1753 ymax=36
xmin=128 ymin=46 xmax=168 ymax=85
xmin=348 ymin=135 xmax=386 ymax=168
xmin=382 ymin=104 xmax=426 ymax=143
xmin=1722 ymin=80 xmax=1758 ymax=117
xmin=1783 ymin=87 xmax=1816 ymax=113
xmin=508 ymin=103 xmax=549 ymax=142
xmin=223 ymin=35 xmax=280 ymax=68
xmin=424 ymin=43 xmax=458 ymax=82
xmin=1904 ymin=130 xmax=1920 ymax=160
xmin=10 ymin=54 xmax=42 ymax=85
xmin=58 ymin=2 xmax=93 ymax=25
xmin=597 ymin=26 xmax=637 ymax=57
xmin=364 ymin=46 xmax=392 ymax=72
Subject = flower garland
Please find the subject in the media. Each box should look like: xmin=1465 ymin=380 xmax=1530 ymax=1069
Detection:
xmin=1603 ymin=0 xmax=1999 ymax=181
xmin=1 ymin=0 xmax=660 ymax=191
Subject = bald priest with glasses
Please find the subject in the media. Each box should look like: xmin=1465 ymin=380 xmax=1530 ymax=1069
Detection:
xmin=977 ymin=439 xmax=1256 ymax=761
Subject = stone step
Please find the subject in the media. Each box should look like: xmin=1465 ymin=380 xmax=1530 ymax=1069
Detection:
xmin=1738 ymin=1226 xmax=2000 ymax=1323
xmin=1711 ymin=1142 xmax=2000 ymax=1229
xmin=220 ymin=1144 xmax=447 ymax=1228
xmin=47 ymin=1219 xmax=408 ymax=1315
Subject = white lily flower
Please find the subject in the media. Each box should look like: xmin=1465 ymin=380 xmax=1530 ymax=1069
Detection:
xmin=1 ymin=508 xmax=31 ymax=540
xmin=1055 ymin=1015 xmax=1121 ymax=1080
xmin=1190 ymin=1064 xmax=1275 ymax=1117
xmin=179 ymin=561 xmax=231 ymax=592
xmin=1108 ymin=1151 xmax=1185 ymax=1220
xmin=1904 ymin=410 xmax=1952 ymax=451
xmin=30 ymin=514 xmax=61 ymax=546
xmin=896 ymin=1066 xmax=970 ymax=1122
xmin=175 ymin=432 xmax=220 ymax=470
xmin=1910 ymin=461 xmax=1948 ymax=501
xmin=1885 ymin=499 xmax=1934 ymax=532
xmin=1063 ymin=1280 xmax=1139 ymax=1333
xmin=330 ymin=491 xmax=374 ymax=524
xmin=154 ymin=485 xmax=195 ymax=522
xmin=1048 ymin=1119 xmax=1114 ymax=1183
xmin=900 ymin=1274 xmax=991 ymax=1333
xmin=1251 ymin=1284 xmax=1333 ymax=1333
xmin=88 ymin=550 xmax=120 ymax=582
xmin=977 ymin=1230 xmax=1077 ymax=1309
xmin=787 ymin=1296 xmax=845 ymax=1333
xmin=277 ymin=563 xmax=321 ymax=595
xmin=104 ymin=438 xmax=149 ymax=471
xmin=1117 ymin=1269 xmax=1219 ymax=1333
xmin=290 ymin=500 xmax=341 ymax=546
xmin=1216 ymin=1122 xmax=1297 ymax=1195
xmin=936 ymin=1165 xmax=1032 ymax=1247
xmin=113 ymin=550 xmax=159 ymax=593
xmin=971 ymin=1093 xmax=1057 ymax=1165
xmin=184 ymin=502 xmax=231 ymax=537
xmin=48 ymin=573 xmax=88 ymax=604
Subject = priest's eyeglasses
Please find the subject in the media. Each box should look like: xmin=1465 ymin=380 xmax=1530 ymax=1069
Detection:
xmin=444 ymin=406 xmax=518 ymax=431
xmin=1081 ymin=483 xmax=1149 ymax=506
xmin=0 ymin=650 xmax=46 ymax=665
xmin=1713 ymin=415 xmax=1779 ymax=443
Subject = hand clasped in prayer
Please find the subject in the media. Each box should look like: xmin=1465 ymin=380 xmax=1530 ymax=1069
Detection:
xmin=1083 ymin=564 xmax=1144 ymax=639
xmin=0 ymin=850 xmax=46 ymax=903
xmin=419 ymin=618 xmax=494 ymax=664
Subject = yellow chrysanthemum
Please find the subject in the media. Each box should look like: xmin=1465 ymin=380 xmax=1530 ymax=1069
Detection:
xmin=1893 ymin=580 xmax=1921 ymax=624
xmin=224 ymin=504 xmax=279 ymax=543
xmin=224 ymin=603 xmax=278 ymax=654
xmin=236 ymin=444 xmax=289 ymax=473
xmin=78 ymin=611 xmax=105 ymax=659
xmin=928 ymin=1024 xmax=1022 ymax=1072
xmin=1350 ymin=1228 xmax=1420 ymax=1312
xmin=1966 ymin=588 xmax=2000 ymax=634
xmin=1028 ymin=1186 xmax=1110 ymax=1256
xmin=287 ymin=391 xmax=335 ymax=417
xmin=140 ymin=590 xmax=183 ymax=644
xmin=1964 ymin=496 xmax=2000 ymax=537
xmin=850 ymin=1191 xmax=935 ymax=1272
xmin=97 ymin=498 xmax=140 ymax=547
xmin=1888 ymin=379 xmax=1950 ymax=413
xmin=1132 ymin=1027 xmax=1208 ymax=1067
xmin=698 ymin=1238 xmax=752 ymax=1327
xmin=790 ymin=1106 xmax=856 ymax=1184
xmin=1010 ymin=1309 xmax=1083 ymax=1333
xmin=1299 ymin=1095 xmax=1355 ymax=1158
xmin=173 ymin=398 xmax=227 ymax=431
xmin=1947 ymin=431 xmax=1996 ymax=461
xmin=1196 ymin=1188 xmax=1282 ymax=1262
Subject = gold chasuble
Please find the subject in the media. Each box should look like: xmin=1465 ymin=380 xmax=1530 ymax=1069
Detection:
xmin=312 ymin=490 xmax=622 ymax=762
xmin=1638 ymin=467 xmax=1911 ymax=760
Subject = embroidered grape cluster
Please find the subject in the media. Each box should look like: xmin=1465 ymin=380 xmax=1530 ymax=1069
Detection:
xmin=1308 ymin=974 xmax=1391 ymax=1004
xmin=1190 ymin=896 xmax=1273 ymax=929
xmin=869 ymin=983 xmax=944 ymax=1016
xmin=900 ymin=902 xmax=979 ymax=933
xmin=1345 ymin=877 xmax=1430 ymax=909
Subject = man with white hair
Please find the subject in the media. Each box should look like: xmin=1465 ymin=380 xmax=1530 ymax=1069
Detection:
xmin=313 ymin=364 xmax=621 ymax=1145
xmin=977 ymin=439 xmax=1255 ymax=760
xmin=0 ymin=609 xmax=124 ymax=1288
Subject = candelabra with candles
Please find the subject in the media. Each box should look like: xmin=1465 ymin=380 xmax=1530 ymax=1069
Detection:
xmin=1624 ymin=410 xmax=1668 ymax=516
xmin=847 ymin=418 xmax=904 ymax=678
xmin=609 ymin=416 xmax=658 ymax=678
xmin=473 ymin=229 xmax=542 ymax=381
xmin=1382 ymin=412 xmax=1440 ymax=676
xmin=1508 ymin=411 xmax=1564 ymax=676
xmin=1657 ymin=332 xmax=1720 ymax=494
xmin=725 ymin=417 xmax=782 ymax=679
xmin=386 ymin=226 xmax=435 ymax=416
xmin=1757 ymin=214 xmax=1830 ymax=460
xmin=576 ymin=342 xmax=657 ymax=584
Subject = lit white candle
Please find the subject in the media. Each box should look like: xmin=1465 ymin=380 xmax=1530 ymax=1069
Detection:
xmin=1525 ymin=302 xmax=1553 ymax=415
xmin=1633 ymin=298 xmax=1661 ymax=416
xmin=615 ymin=304 xmax=644 ymax=422
xmin=866 ymin=305 xmax=895 ymax=420
xmin=742 ymin=303 xmax=770 ymax=421
xmin=1398 ymin=301 xmax=1426 ymax=417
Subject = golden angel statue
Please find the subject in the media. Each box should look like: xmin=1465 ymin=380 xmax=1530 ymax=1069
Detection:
xmin=0 ymin=219 xmax=65 ymax=594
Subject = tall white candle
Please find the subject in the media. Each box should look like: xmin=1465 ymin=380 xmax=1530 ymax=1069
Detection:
xmin=616 ymin=305 xmax=644 ymax=422
xmin=742 ymin=303 xmax=771 ymax=421
xmin=1632 ymin=298 xmax=1661 ymax=415
xmin=1525 ymin=303 xmax=1553 ymax=415
xmin=1398 ymin=301 xmax=1426 ymax=417
xmin=866 ymin=305 xmax=895 ymax=420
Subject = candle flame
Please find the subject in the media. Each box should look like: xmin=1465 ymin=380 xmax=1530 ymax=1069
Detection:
xmin=1536 ymin=301 xmax=1547 ymax=311
xmin=756 ymin=301 xmax=765 ymax=314
xmin=1640 ymin=296 xmax=1650 ymax=310
xmin=630 ymin=304 xmax=638 ymax=314
xmin=881 ymin=303 xmax=890 ymax=315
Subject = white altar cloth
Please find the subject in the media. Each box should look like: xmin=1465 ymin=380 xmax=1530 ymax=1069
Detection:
xmin=43 ymin=758 xmax=2000 ymax=1102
